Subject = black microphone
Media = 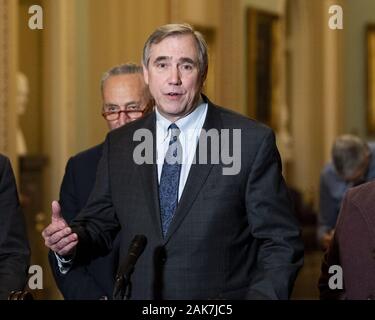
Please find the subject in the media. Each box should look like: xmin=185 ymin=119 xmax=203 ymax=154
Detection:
xmin=113 ymin=235 xmax=147 ymax=300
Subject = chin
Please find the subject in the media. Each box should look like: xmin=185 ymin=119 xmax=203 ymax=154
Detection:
xmin=158 ymin=105 xmax=180 ymax=114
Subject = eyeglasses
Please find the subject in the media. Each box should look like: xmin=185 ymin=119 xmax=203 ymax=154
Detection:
xmin=102 ymin=103 xmax=145 ymax=121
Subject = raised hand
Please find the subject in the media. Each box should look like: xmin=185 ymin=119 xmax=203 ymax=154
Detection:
xmin=41 ymin=201 xmax=78 ymax=256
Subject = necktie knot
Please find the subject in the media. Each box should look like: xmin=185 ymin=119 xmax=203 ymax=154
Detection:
xmin=165 ymin=124 xmax=182 ymax=164
xmin=169 ymin=123 xmax=179 ymax=130
xmin=169 ymin=123 xmax=180 ymax=143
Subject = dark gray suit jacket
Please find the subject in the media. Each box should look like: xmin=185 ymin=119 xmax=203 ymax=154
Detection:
xmin=71 ymin=97 xmax=304 ymax=299
xmin=0 ymin=154 xmax=30 ymax=299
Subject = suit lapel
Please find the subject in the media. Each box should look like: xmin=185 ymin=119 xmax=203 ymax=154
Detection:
xmin=164 ymin=99 xmax=223 ymax=243
xmin=136 ymin=113 xmax=164 ymax=240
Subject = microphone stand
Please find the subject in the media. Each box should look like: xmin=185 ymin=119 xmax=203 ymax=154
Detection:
xmin=113 ymin=235 xmax=147 ymax=300
xmin=113 ymin=271 xmax=132 ymax=300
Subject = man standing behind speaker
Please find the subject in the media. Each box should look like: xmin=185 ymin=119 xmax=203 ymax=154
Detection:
xmin=0 ymin=154 xmax=30 ymax=299
xmin=48 ymin=63 xmax=152 ymax=299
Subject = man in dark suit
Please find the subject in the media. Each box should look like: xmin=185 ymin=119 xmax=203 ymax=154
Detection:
xmin=319 ymin=180 xmax=375 ymax=300
xmin=43 ymin=24 xmax=303 ymax=299
xmin=0 ymin=154 xmax=30 ymax=299
xmin=48 ymin=63 xmax=152 ymax=299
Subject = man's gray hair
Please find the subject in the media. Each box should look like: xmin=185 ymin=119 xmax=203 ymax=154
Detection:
xmin=332 ymin=134 xmax=370 ymax=178
xmin=142 ymin=23 xmax=208 ymax=85
xmin=100 ymin=63 xmax=143 ymax=96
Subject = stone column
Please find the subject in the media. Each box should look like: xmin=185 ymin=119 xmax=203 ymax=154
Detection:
xmin=0 ymin=0 xmax=18 ymax=171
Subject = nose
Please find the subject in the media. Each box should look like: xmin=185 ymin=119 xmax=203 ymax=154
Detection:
xmin=168 ymin=66 xmax=182 ymax=85
xmin=118 ymin=110 xmax=130 ymax=126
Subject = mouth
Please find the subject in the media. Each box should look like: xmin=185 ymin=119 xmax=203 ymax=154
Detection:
xmin=164 ymin=92 xmax=184 ymax=101
xmin=166 ymin=92 xmax=183 ymax=96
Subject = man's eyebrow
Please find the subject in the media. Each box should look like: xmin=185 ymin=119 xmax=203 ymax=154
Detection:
xmin=153 ymin=56 xmax=171 ymax=64
xmin=124 ymin=101 xmax=141 ymax=108
xmin=178 ymin=57 xmax=196 ymax=64
xmin=103 ymin=101 xmax=141 ymax=108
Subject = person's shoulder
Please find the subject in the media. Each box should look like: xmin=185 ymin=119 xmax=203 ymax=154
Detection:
xmin=346 ymin=180 xmax=375 ymax=210
xmin=321 ymin=162 xmax=336 ymax=177
xmin=0 ymin=153 xmax=10 ymax=171
xmin=336 ymin=181 xmax=375 ymax=232
xmin=109 ymin=112 xmax=155 ymax=140
xmin=208 ymin=101 xmax=272 ymax=138
xmin=368 ymin=141 xmax=375 ymax=152
xmin=70 ymin=143 xmax=104 ymax=164
xmin=0 ymin=153 xmax=7 ymax=165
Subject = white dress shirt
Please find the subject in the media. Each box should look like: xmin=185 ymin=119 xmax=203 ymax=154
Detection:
xmin=155 ymin=101 xmax=208 ymax=200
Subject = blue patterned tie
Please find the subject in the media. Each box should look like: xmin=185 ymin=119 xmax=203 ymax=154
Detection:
xmin=159 ymin=123 xmax=182 ymax=237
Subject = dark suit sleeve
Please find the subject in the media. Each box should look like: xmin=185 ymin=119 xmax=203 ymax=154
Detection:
xmin=0 ymin=157 xmax=30 ymax=300
xmin=48 ymin=158 xmax=109 ymax=299
xmin=245 ymin=130 xmax=304 ymax=299
xmin=70 ymin=138 xmax=120 ymax=263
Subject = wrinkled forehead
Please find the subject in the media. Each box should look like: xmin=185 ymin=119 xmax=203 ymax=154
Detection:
xmin=103 ymin=74 xmax=148 ymax=104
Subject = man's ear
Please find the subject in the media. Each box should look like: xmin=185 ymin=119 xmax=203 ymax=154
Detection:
xmin=143 ymin=64 xmax=149 ymax=85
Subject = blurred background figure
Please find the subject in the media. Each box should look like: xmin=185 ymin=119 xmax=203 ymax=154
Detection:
xmin=319 ymin=180 xmax=375 ymax=300
xmin=318 ymin=135 xmax=375 ymax=250
xmin=0 ymin=154 xmax=30 ymax=299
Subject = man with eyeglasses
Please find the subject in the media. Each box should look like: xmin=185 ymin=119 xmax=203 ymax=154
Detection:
xmin=48 ymin=63 xmax=152 ymax=299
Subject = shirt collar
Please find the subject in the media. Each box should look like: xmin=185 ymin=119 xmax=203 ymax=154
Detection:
xmin=155 ymin=96 xmax=207 ymax=139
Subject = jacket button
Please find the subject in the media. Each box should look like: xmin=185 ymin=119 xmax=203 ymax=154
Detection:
xmin=161 ymin=254 xmax=167 ymax=263
xmin=159 ymin=249 xmax=167 ymax=264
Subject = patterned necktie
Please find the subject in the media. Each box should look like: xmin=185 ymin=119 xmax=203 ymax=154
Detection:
xmin=159 ymin=123 xmax=182 ymax=237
